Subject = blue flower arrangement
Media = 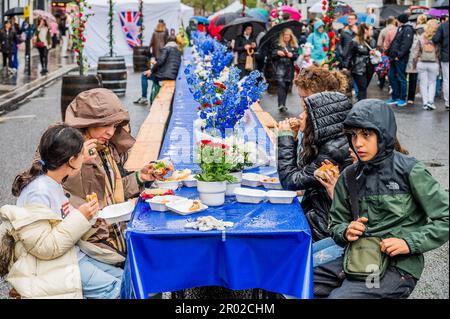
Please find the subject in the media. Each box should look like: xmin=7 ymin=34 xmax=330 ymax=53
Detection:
xmin=185 ymin=34 xmax=268 ymax=138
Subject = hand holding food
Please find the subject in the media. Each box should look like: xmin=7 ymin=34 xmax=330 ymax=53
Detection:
xmin=314 ymin=160 xmax=339 ymax=182
xmin=83 ymin=139 xmax=98 ymax=162
xmin=79 ymin=193 xmax=99 ymax=221
xmin=278 ymin=119 xmax=292 ymax=132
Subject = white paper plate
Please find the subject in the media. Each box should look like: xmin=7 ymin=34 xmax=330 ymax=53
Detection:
xmin=166 ymin=199 xmax=208 ymax=216
xmin=153 ymin=180 xmax=181 ymax=190
xmin=233 ymin=187 xmax=267 ymax=204
xmin=146 ymin=195 xmax=186 ymax=212
xmin=97 ymin=201 xmax=135 ymax=224
xmin=266 ymin=190 xmax=297 ymax=204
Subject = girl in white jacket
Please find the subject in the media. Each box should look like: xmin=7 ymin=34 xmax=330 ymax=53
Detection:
xmin=0 ymin=124 xmax=123 ymax=299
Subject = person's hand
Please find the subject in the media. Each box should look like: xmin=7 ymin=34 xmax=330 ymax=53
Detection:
xmin=278 ymin=119 xmax=292 ymax=132
xmin=287 ymin=52 xmax=293 ymax=58
xmin=345 ymin=217 xmax=369 ymax=242
xmin=316 ymin=160 xmax=339 ymax=199
xmin=79 ymin=199 xmax=99 ymax=221
xmin=144 ymin=70 xmax=152 ymax=77
xmin=369 ymin=50 xmax=374 ymax=55
xmin=83 ymin=139 xmax=98 ymax=162
xmin=251 ymin=42 xmax=256 ymax=49
xmin=394 ymin=57 xmax=399 ymax=61
xmin=380 ymin=238 xmax=410 ymax=257
xmin=245 ymin=44 xmax=251 ymax=50
xmin=277 ymin=50 xmax=285 ymax=57
xmin=139 ymin=164 xmax=158 ymax=182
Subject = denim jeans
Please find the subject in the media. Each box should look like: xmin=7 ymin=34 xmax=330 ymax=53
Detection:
xmin=313 ymin=237 xmax=344 ymax=267
xmin=389 ymin=59 xmax=407 ymax=101
xmin=79 ymin=255 xmax=123 ymax=299
xmin=313 ymin=257 xmax=417 ymax=299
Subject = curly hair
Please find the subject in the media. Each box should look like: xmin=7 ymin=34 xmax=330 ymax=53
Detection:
xmin=295 ymin=65 xmax=350 ymax=96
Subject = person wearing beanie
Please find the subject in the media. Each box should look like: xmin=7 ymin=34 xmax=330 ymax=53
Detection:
xmin=385 ymin=13 xmax=415 ymax=107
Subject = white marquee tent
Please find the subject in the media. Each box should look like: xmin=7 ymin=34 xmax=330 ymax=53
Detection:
xmin=180 ymin=3 xmax=195 ymax=27
xmin=85 ymin=0 xmax=182 ymax=66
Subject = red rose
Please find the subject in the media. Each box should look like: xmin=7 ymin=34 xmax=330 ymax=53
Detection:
xmin=322 ymin=6 xmax=326 ymax=10
xmin=216 ymin=100 xmax=222 ymax=105
xmin=324 ymin=16 xmax=330 ymax=23
xmin=79 ymin=12 xmax=83 ymax=18
xmin=323 ymin=47 xmax=329 ymax=52
xmin=322 ymin=0 xmax=327 ymax=5
xmin=82 ymin=37 xmax=86 ymax=42
xmin=328 ymin=31 xmax=335 ymax=39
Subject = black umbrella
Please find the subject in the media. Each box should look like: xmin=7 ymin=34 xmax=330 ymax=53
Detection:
xmin=432 ymin=0 xmax=449 ymax=8
xmin=257 ymin=20 xmax=302 ymax=57
xmin=4 ymin=7 xmax=24 ymax=17
xmin=220 ymin=17 xmax=266 ymax=41
xmin=214 ymin=12 xmax=242 ymax=26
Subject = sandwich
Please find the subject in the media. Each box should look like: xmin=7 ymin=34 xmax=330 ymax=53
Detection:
xmin=165 ymin=169 xmax=192 ymax=181
xmin=86 ymin=192 xmax=98 ymax=203
xmin=314 ymin=163 xmax=339 ymax=182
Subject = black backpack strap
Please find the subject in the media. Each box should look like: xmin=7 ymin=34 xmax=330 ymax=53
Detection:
xmin=344 ymin=165 xmax=360 ymax=221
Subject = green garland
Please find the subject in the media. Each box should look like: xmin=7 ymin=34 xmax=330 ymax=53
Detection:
xmin=70 ymin=0 xmax=94 ymax=75
xmin=322 ymin=0 xmax=339 ymax=69
xmin=108 ymin=0 xmax=115 ymax=57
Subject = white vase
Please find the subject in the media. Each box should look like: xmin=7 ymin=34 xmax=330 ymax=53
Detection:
xmin=226 ymin=171 xmax=243 ymax=196
xmin=197 ymin=181 xmax=227 ymax=206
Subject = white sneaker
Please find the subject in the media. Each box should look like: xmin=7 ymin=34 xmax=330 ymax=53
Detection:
xmin=428 ymin=103 xmax=436 ymax=110
xmin=423 ymin=103 xmax=430 ymax=110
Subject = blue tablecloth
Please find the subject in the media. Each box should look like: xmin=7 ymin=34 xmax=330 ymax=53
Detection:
xmin=121 ymin=48 xmax=313 ymax=299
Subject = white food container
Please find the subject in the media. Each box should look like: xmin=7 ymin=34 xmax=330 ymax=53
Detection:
xmin=182 ymin=175 xmax=198 ymax=188
xmin=233 ymin=187 xmax=267 ymax=204
xmin=241 ymin=173 xmax=263 ymax=187
xmin=153 ymin=180 xmax=181 ymax=191
xmin=166 ymin=199 xmax=208 ymax=216
xmin=261 ymin=178 xmax=283 ymax=190
xmin=97 ymin=201 xmax=135 ymax=224
xmin=266 ymin=190 xmax=297 ymax=204
xmin=146 ymin=195 xmax=185 ymax=212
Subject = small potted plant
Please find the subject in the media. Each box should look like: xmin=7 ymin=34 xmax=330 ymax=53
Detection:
xmin=195 ymin=139 xmax=237 ymax=206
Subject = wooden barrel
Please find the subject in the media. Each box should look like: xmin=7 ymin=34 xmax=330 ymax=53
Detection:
xmin=97 ymin=56 xmax=128 ymax=96
xmin=133 ymin=46 xmax=150 ymax=72
xmin=60 ymin=74 xmax=103 ymax=121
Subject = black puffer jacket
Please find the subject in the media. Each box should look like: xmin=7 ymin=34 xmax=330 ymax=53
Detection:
xmin=151 ymin=42 xmax=181 ymax=80
xmin=343 ymin=38 xmax=377 ymax=76
xmin=277 ymin=92 xmax=353 ymax=241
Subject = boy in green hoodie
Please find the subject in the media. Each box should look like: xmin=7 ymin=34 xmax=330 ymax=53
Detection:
xmin=313 ymin=99 xmax=449 ymax=298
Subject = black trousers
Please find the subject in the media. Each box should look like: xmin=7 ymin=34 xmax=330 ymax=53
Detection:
xmin=38 ymin=47 xmax=49 ymax=71
xmin=353 ymin=68 xmax=374 ymax=101
xmin=314 ymin=257 xmax=417 ymax=299
xmin=277 ymin=80 xmax=290 ymax=107
xmin=2 ymin=52 xmax=12 ymax=68
xmin=407 ymin=72 xmax=418 ymax=102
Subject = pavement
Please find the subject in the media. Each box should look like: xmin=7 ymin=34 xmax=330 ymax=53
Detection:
xmin=0 ymin=69 xmax=448 ymax=299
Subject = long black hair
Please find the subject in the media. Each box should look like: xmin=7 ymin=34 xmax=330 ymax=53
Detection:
xmin=11 ymin=124 xmax=84 ymax=197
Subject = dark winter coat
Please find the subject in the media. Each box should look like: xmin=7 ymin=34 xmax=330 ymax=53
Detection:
xmin=277 ymin=92 xmax=354 ymax=241
xmin=0 ymin=28 xmax=17 ymax=54
xmin=432 ymin=21 xmax=449 ymax=63
xmin=271 ymin=43 xmax=299 ymax=82
xmin=330 ymin=99 xmax=449 ymax=279
xmin=336 ymin=28 xmax=355 ymax=60
xmin=234 ymin=34 xmax=257 ymax=65
xmin=343 ymin=38 xmax=377 ymax=76
xmin=151 ymin=42 xmax=181 ymax=80
xmin=386 ymin=24 xmax=414 ymax=62
xmin=150 ymin=30 xmax=168 ymax=59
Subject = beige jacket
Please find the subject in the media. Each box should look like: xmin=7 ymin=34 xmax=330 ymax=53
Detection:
xmin=0 ymin=204 xmax=124 ymax=299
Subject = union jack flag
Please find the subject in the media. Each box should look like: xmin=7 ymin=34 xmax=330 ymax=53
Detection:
xmin=118 ymin=11 xmax=142 ymax=48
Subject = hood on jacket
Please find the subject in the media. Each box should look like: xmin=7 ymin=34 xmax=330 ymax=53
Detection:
xmin=65 ymin=88 xmax=135 ymax=154
xmin=343 ymin=99 xmax=397 ymax=164
xmin=304 ymin=92 xmax=353 ymax=146
xmin=314 ymin=20 xmax=325 ymax=34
